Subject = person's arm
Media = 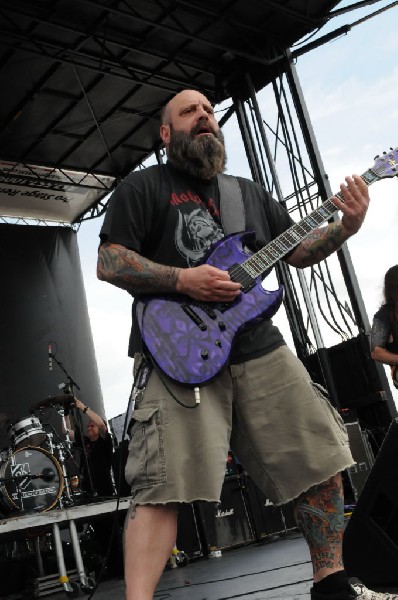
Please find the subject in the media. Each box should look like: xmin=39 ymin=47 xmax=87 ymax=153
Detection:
xmin=285 ymin=174 xmax=369 ymax=269
xmin=371 ymin=345 xmax=398 ymax=366
xmin=97 ymin=242 xmax=241 ymax=303
xmin=73 ymin=398 xmax=108 ymax=437
xmin=370 ymin=314 xmax=398 ymax=366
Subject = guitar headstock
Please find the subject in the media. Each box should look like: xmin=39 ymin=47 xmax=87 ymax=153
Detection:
xmin=372 ymin=147 xmax=398 ymax=179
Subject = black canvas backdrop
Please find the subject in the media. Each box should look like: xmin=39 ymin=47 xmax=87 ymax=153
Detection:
xmin=0 ymin=223 xmax=104 ymax=450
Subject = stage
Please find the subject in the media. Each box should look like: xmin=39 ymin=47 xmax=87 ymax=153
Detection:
xmin=0 ymin=498 xmax=130 ymax=598
xmin=43 ymin=531 xmax=314 ymax=600
xmin=2 ymin=508 xmax=398 ymax=599
xmin=36 ymin=530 xmax=398 ymax=600
xmin=2 ymin=422 xmax=398 ymax=599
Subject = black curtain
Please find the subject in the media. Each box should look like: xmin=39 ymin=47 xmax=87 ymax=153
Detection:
xmin=0 ymin=224 xmax=104 ymax=450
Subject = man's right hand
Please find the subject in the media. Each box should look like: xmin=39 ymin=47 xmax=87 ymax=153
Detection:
xmin=176 ymin=264 xmax=241 ymax=302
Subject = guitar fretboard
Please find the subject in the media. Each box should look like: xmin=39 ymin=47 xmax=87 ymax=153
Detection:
xmin=230 ymin=166 xmax=381 ymax=286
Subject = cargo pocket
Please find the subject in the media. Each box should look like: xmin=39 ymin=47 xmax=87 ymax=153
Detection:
xmin=312 ymin=382 xmax=348 ymax=445
xmin=124 ymin=407 xmax=166 ymax=490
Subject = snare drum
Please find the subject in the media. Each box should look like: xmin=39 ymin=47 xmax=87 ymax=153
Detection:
xmin=8 ymin=416 xmax=47 ymax=448
xmin=0 ymin=446 xmax=64 ymax=515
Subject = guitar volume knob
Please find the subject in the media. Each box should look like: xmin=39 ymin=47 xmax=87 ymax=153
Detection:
xmin=201 ymin=350 xmax=209 ymax=360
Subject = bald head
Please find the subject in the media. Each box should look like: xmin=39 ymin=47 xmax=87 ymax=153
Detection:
xmin=160 ymin=89 xmax=219 ymax=147
xmin=159 ymin=89 xmax=226 ymax=179
xmin=161 ymin=90 xmax=214 ymax=126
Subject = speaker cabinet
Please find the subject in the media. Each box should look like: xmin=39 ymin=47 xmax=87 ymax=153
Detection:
xmin=196 ymin=475 xmax=255 ymax=552
xmin=303 ymin=335 xmax=387 ymax=410
xmin=343 ymin=418 xmax=398 ymax=586
xmin=244 ymin=475 xmax=296 ymax=541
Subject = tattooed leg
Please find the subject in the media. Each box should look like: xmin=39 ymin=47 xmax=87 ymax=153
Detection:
xmin=124 ymin=503 xmax=177 ymax=600
xmin=294 ymin=473 xmax=345 ymax=582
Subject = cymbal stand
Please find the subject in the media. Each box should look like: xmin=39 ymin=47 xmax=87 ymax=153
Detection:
xmin=59 ymin=405 xmax=82 ymax=504
xmin=58 ymin=406 xmax=73 ymax=452
xmin=57 ymin=441 xmax=73 ymax=505
xmin=47 ymin=432 xmax=72 ymax=507
xmin=49 ymin=351 xmax=94 ymax=496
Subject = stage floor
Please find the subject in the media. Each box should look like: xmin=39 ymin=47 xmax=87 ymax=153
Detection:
xmin=41 ymin=531 xmax=314 ymax=600
xmin=9 ymin=528 xmax=398 ymax=599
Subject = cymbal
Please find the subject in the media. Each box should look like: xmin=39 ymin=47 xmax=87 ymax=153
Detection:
xmin=30 ymin=394 xmax=74 ymax=412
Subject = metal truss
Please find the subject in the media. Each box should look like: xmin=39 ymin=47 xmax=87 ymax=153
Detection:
xmin=0 ymin=215 xmax=79 ymax=230
xmin=230 ymin=63 xmax=395 ymax=416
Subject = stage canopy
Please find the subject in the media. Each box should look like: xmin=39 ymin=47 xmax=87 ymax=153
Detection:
xmin=0 ymin=0 xmax=341 ymax=224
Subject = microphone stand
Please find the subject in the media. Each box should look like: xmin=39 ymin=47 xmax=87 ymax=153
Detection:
xmin=49 ymin=353 xmax=96 ymax=499
xmin=49 ymin=352 xmax=80 ymax=395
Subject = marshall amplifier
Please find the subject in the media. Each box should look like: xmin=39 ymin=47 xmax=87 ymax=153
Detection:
xmin=244 ymin=475 xmax=297 ymax=541
xmin=195 ymin=475 xmax=255 ymax=552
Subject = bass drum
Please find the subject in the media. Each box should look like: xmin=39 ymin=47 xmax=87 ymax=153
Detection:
xmin=0 ymin=446 xmax=64 ymax=516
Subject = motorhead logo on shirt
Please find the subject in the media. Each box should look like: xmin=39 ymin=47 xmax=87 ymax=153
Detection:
xmin=175 ymin=206 xmax=223 ymax=266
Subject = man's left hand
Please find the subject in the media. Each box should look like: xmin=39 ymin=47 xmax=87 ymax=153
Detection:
xmin=332 ymin=174 xmax=370 ymax=237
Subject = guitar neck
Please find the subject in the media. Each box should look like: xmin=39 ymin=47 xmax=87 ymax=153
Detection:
xmin=239 ymin=167 xmax=381 ymax=280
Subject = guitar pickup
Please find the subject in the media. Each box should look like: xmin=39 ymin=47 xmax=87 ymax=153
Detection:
xmin=197 ymin=303 xmax=217 ymax=319
xmin=181 ymin=304 xmax=207 ymax=331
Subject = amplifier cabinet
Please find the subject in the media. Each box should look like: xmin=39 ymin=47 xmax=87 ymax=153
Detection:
xmin=195 ymin=475 xmax=255 ymax=552
xmin=244 ymin=475 xmax=296 ymax=541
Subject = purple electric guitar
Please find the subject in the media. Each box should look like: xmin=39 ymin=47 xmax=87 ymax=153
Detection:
xmin=136 ymin=148 xmax=398 ymax=386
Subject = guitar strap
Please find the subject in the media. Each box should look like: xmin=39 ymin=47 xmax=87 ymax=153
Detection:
xmin=217 ymin=174 xmax=246 ymax=235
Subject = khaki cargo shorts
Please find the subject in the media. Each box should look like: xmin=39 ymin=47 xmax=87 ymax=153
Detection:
xmin=125 ymin=345 xmax=354 ymax=506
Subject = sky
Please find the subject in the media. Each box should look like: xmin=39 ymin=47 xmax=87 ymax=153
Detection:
xmin=76 ymin=1 xmax=398 ymax=421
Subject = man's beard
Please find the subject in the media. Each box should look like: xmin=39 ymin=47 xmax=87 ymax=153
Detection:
xmin=167 ymin=123 xmax=227 ymax=180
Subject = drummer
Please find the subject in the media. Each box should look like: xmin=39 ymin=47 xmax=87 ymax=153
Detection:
xmin=64 ymin=399 xmax=115 ymax=498
xmin=64 ymin=400 xmax=122 ymax=575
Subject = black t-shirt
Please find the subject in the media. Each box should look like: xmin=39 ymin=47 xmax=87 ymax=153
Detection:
xmin=76 ymin=429 xmax=114 ymax=497
xmin=100 ymin=163 xmax=295 ymax=363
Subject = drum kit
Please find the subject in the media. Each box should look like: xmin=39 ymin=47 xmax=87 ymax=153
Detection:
xmin=0 ymin=398 xmax=99 ymax=598
xmin=0 ymin=394 xmax=82 ymax=519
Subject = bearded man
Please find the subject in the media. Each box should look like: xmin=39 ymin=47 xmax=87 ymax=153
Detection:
xmin=97 ymin=90 xmax=394 ymax=600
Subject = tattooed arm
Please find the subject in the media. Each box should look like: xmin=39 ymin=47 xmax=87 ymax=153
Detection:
xmin=97 ymin=242 xmax=241 ymax=302
xmin=286 ymin=174 xmax=370 ymax=269
xmin=286 ymin=220 xmax=349 ymax=268
xmin=97 ymin=242 xmax=179 ymax=294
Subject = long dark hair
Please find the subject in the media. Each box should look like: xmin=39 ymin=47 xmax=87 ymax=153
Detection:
xmin=383 ymin=265 xmax=398 ymax=340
